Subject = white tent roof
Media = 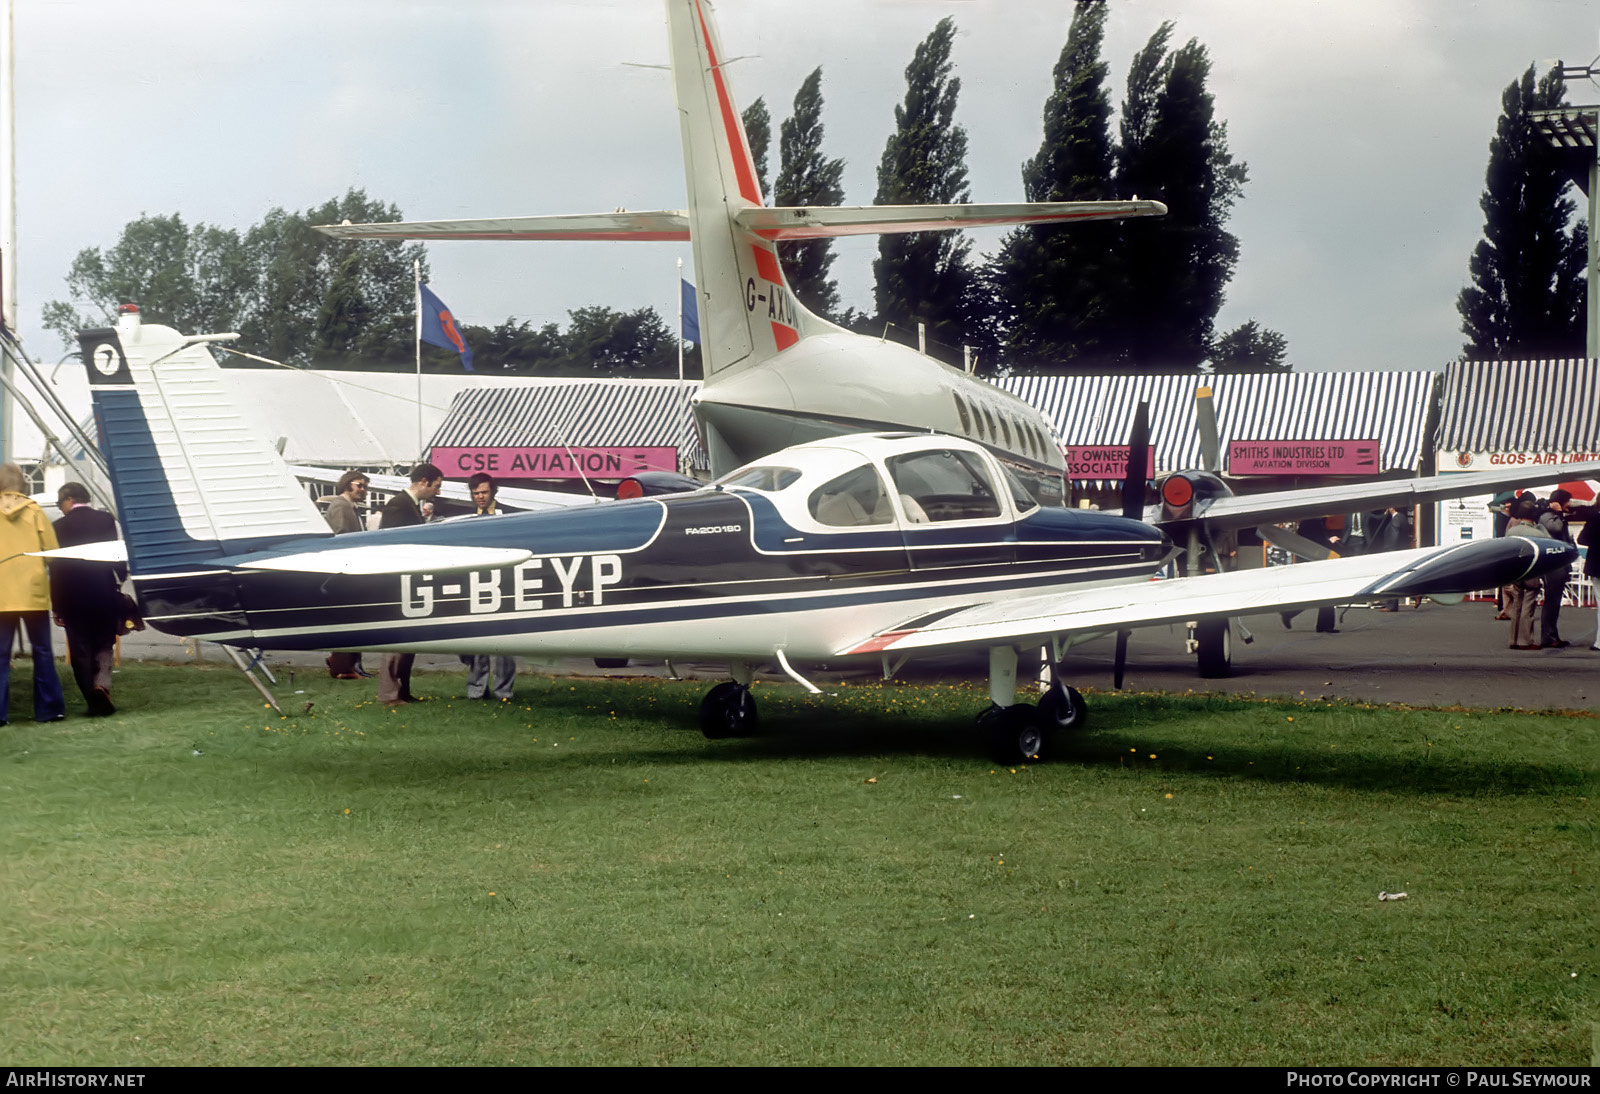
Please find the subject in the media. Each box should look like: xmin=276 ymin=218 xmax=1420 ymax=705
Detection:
xmin=9 ymin=363 xmax=568 ymax=469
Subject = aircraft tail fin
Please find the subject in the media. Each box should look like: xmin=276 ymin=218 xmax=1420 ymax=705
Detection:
xmin=668 ymin=0 xmax=832 ymax=383
xmin=77 ymin=311 xmax=331 ymax=573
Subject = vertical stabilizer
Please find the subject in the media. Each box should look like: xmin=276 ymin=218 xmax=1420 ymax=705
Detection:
xmin=78 ymin=311 xmax=330 ymax=572
xmin=668 ymin=0 xmax=831 ymax=383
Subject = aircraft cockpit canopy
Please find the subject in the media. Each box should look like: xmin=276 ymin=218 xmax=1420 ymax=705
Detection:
xmin=715 ymin=437 xmax=1037 ymax=531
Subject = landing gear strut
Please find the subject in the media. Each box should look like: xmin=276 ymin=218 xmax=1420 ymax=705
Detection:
xmin=977 ymin=647 xmax=1089 ymax=764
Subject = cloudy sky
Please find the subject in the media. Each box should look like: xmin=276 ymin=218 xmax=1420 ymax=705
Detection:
xmin=8 ymin=0 xmax=1598 ymax=373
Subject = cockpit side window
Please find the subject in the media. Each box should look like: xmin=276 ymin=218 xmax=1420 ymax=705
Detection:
xmin=807 ymin=464 xmax=894 ymax=527
xmin=719 ymin=465 xmax=801 ymax=492
xmin=886 ymin=450 xmax=1003 ymax=523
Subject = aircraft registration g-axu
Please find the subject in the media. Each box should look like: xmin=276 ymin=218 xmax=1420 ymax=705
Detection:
xmin=73 ymin=309 xmax=1587 ymax=764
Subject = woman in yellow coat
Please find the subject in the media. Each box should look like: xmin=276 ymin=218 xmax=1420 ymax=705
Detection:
xmin=0 ymin=463 xmax=65 ymax=724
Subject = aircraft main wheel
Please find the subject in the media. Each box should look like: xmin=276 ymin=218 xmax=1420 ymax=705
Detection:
xmin=1196 ymin=619 xmax=1232 ymax=678
xmin=1038 ymin=682 xmax=1087 ymax=731
xmin=980 ymin=704 xmax=1049 ymax=765
xmin=700 ymin=681 xmax=758 ymax=739
xmin=593 ymin=657 xmax=629 ymax=669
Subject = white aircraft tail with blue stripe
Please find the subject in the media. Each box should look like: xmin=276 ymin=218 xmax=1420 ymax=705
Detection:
xmin=76 ymin=309 xmax=330 ymax=574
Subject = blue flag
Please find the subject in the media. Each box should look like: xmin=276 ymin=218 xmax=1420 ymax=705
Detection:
xmin=680 ymin=278 xmax=701 ymax=343
xmin=419 ymin=283 xmax=474 ymax=371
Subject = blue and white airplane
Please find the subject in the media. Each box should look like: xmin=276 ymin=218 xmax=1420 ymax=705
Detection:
xmin=72 ymin=304 xmax=1586 ymax=763
xmin=61 ymin=0 xmax=1594 ymax=763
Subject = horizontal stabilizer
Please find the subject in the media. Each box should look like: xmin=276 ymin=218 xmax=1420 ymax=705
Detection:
xmin=312 ymin=199 xmax=1167 ymax=245
xmin=216 ymin=544 xmax=534 ymax=576
xmin=312 ymin=211 xmax=690 ymax=242
xmin=842 ymin=536 xmax=1576 ymax=656
xmin=734 ymin=199 xmax=1167 ymax=240
xmin=29 ymin=540 xmax=129 ymax=564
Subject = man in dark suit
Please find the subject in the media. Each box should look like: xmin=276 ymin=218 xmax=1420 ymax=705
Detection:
xmin=50 ymin=482 xmax=124 ymax=717
xmin=377 ymin=463 xmax=443 ymax=704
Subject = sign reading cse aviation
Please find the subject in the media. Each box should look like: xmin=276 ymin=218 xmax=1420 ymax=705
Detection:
xmin=431 ymin=446 xmax=679 ymax=479
xmin=1065 ymin=445 xmax=1157 ymax=480
xmin=1228 ymin=440 xmax=1379 ymax=476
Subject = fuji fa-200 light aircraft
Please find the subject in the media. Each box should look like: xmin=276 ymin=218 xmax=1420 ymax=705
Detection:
xmin=75 ymin=304 xmax=1587 ymax=764
xmin=67 ymin=0 xmax=1595 ymax=763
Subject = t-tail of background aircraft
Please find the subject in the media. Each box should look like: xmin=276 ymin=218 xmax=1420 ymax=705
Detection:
xmin=313 ymin=0 xmax=1167 ymax=503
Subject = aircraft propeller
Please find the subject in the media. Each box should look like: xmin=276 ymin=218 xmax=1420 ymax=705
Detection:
xmin=1114 ymin=401 xmax=1151 ymax=689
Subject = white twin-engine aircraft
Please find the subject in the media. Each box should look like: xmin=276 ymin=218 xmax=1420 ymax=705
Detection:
xmin=69 ymin=0 xmax=1593 ymax=763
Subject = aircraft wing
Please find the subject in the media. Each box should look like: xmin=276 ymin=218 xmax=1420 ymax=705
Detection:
xmin=734 ymin=200 xmax=1167 ymax=240
xmin=841 ymin=536 xmax=1575 ymax=656
xmin=1152 ymin=459 xmax=1600 ymax=532
xmin=288 ymin=466 xmax=601 ymax=514
xmin=311 ymin=211 xmax=690 ymax=242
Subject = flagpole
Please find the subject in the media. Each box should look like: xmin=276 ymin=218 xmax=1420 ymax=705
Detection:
xmin=676 ymin=258 xmax=685 ymax=396
xmin=414 ymin=259 xmax=422 ymax=465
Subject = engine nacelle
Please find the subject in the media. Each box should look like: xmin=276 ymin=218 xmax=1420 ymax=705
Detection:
xmin=1155 ymin=470 xmax=1232 ymax=523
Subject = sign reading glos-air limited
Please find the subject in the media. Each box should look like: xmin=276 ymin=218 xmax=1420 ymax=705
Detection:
xmin=1228 ymin=440 xmax=1379 ymax=476
xmin=1064 ymin=446 xmax=1157 ymax=480
xmin=430 ymin=446 xmax=679 ymax=479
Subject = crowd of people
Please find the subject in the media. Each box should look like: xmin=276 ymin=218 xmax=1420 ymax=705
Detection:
xmin=319 ymin=463 xmax=519 ymax=706
xmin=1495 ymin=489 xmax=1600 ymax=652
xmin=0 ymin=466 xmax=125 ymax=724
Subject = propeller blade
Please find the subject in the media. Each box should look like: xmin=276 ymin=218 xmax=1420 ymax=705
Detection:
xmin=1114 ymin=630 xmax=1129 ymax=690
xmin=1196 ymin=385 xmax=1220 ymax=473
xmin=1121 ymin=401 xmax=1150 ymax=520
xmin=1257 ymin=523 xmax=1338 ymax=562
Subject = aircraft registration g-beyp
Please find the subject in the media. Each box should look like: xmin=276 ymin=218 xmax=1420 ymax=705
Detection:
xmin=70 ymin=307 xmax=1591 ymax=764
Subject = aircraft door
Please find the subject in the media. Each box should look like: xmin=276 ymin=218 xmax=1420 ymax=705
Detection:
xmin=886 ymin=449 xmax=1016 ymax=572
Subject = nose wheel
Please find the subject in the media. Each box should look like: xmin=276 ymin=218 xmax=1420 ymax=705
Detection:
xmin=700 ymin=681 xmax=759 ymax=739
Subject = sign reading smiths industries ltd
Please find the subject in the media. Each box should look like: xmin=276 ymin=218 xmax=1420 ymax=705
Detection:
xmin=1228 ymin=440 xmax=1380 ymax=476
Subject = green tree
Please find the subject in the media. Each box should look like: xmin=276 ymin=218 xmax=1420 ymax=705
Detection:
xmin=774 ymin=68 xmax=846 ymax=319
xmin=991 ymin=0 xmax=1122 ymax=369
xmin=1114 ymin=25 xmax=1247 ymax=369
xmin=43 ymin=214 xmax=253 ymax=344
xmin=242 ymin=190 xmax=427 ymax=366
xmin=1210 ymin=320 xmax=1289 ymax=372
xmin=741 ymin=97 xmax=771 ymax=203
xmin=872 ymin=16 xmax=973 ymax=358
xmin=44 ymin=190 xmax=426 ymax=367
xmin=1458 ymin=66 xmax=1587 ymax=359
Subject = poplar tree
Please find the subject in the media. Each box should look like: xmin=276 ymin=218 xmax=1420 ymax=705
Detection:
xmin=741 ymin=97 xmax=771 ymax=203
xmin=872 ymin=17 xmax=973 ymax=356
xmin=1458 ymin=66 xmax=1587 ymax=360
xmin=991 ymin=0 xmax=1121 ymax=368
xmin=1114 ymin=26 xmax=1246 ymax=369
xmin=774 ymin=68 xmax=846 ymax=319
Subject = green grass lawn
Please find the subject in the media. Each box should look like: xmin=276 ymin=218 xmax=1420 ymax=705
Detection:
xmin=1 ymin=663 xmax=1593 ymax=1065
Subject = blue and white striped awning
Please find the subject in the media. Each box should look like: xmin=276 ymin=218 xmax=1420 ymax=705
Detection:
xmin=1437 ymin=359 xmax=1600 ymax=453
xmin=997 ymin=371 xmax=1439 ymax=478
xmin=428 ymin=378 xmax=705 ymax=468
